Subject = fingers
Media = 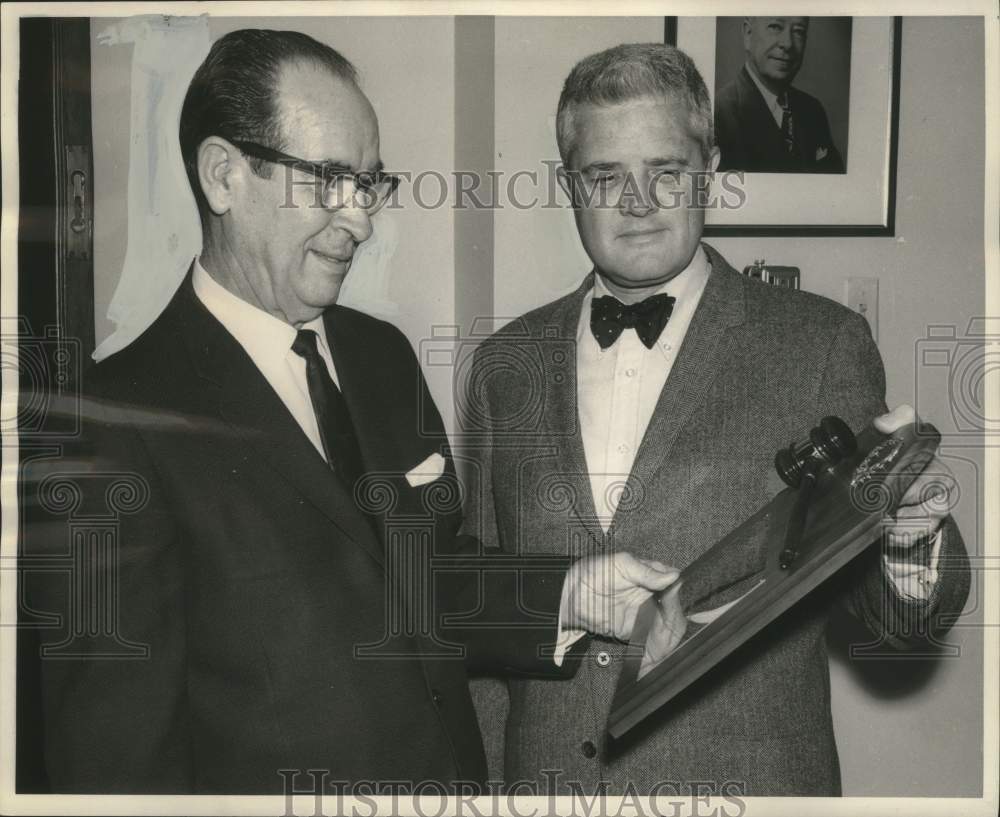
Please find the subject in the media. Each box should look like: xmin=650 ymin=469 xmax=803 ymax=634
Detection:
xmin=873 ymin=403 xmax=916 ymax=434
xmin=639 ymin=583 xmax=687 ymax=679
xmin=654 ymin=582 xmax=686 ymax=645
xmin=888 ymin=459 xmax=954 ymax=547
xmin=563 ymin=553 xmax=681 ymax=638
xmin=618 ymin=605 xmax=641 ymax=643
xmin=886 ymin=499 xmax=948 ymax=547
xmin=898 ymin=460 xmax=955 ymax=508
xmin=615 ymin=552 xmax=680 ymax=592
xmin=885 ymin=525 xmax=937 ymax=548
xmin=869 ymin=410 xmax=956 ymax=544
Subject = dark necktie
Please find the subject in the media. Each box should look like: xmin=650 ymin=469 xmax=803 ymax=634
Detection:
xmin=590 ymin=293 xmax=676 ymax=350
xmin=778 ymin=92 xmax=795 ymax=154
xmin=291 ymin=329 xmax=365 ymax=491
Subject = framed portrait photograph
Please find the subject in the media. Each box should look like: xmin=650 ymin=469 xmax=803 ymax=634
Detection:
xmin=666 ymin=16 xmax=902 ymax=236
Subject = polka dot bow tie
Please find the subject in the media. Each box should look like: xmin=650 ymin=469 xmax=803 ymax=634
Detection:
xmin=590 ymin=293 xmax=676 ymax=350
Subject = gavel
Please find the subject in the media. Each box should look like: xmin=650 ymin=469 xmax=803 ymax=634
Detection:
xmin=774 ymin=417 xmax=857 ymax=569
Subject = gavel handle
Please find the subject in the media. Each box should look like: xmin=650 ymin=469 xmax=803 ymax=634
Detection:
xmin=780 ymin=463 xmax=820 ymax=570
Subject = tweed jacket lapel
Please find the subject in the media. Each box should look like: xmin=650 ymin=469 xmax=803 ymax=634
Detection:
xmin=543 ymin=274 xmax=606 ymax=541
xmin=614 ymin=244 xmax=748 ymax=529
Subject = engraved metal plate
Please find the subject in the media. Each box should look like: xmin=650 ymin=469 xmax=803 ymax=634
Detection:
xmin=849 ymin=434 xmax=904 ymax=488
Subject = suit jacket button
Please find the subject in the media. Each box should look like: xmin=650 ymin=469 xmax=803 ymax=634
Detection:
xmin=595 ymin=651 xmax=611 ymax=667
xmin=432 ymin=689 xmax=443 ymax=705
xmin=581 ymin=740 xmax=597 ymax=759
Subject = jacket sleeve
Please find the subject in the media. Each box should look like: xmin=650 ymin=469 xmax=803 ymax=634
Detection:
xmin=419 ymin=341 xmax=587 ymax=677
xmin=815 ymin=310 xmax=970 ymax=649
xmin=22 ymin=390 xmax=194 ymax=792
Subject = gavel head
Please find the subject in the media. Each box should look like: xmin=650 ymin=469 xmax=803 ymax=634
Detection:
xmin=775 ymin=416 xmax=858 ymax=487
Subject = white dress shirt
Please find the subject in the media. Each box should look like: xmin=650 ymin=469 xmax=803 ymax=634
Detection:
xmin=577 ymin=249 xmax=711 ymax=528
xmin=554 ymin=250 xmax=710 ymax=662
xmin=192 ymin=259 xmax=337 ymax=462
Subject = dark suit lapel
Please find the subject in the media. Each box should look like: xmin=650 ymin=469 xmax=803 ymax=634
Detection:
xmin=543 ymin=275 xmax=604 ymax=540
xmin=173 ymin=275 xmax=386 ymax=568
xmin=324 ymin=308 xmax=381 ymax=466
xmin=617 ymin=245 xmax=747 ymax=525
xmin=736 ymin=66 xmax=788 ymax=161
xmin=322 ymin=306 xmax=430 ymax=536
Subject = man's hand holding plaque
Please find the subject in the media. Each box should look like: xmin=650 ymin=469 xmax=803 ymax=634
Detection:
xmin=562 ymin=553 xmax=681 ymax=641
xmin=875 ymin=405 xmax=955 ymax=600
xmin=876 ymin=405 xmax=955 ymax=544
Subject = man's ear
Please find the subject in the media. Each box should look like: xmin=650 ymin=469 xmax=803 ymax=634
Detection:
xmin=742 ymin=17 xmax=753 ymax=50
xmin=556 ymin=164 xmax=576 ymax=207
xmin=197 ymin=137 xmax=239 ymax=216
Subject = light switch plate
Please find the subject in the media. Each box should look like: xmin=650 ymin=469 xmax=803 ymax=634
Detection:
xmin=846 ymin=277 xmax=878 ymax=343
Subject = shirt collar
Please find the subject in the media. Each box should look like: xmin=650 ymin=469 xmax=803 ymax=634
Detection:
xmin=191 ymin=258 xmax=330 ymax=365
xmin=580 ymin=245 xmax=711 ymax=344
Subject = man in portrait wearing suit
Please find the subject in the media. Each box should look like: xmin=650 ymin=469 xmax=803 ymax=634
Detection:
xmin=466 ymin=43 xmax=968 ymax=796
xmin=23 ymin=30 xmax=680 ymax=794
xmin=715 ymin=17 xmax=845 ymax=173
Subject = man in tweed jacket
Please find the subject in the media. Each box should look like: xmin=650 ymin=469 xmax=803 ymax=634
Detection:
xmin=464 ymin=43 xmax=969 ymax=797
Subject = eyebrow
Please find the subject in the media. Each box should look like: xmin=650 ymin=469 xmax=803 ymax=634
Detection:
xmin=646 ymin=156 xmax=693 ymax=167
xmin=315 ymin=158 xmax=385 ymax=174
xmin=579 ymin=157 xmax=692 ymax=172
xmin=579 ymin=161 xmax=622 ymax=174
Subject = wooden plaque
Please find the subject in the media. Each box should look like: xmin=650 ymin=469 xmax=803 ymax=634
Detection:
xmin=607 ymin=420 xmax=940 ymax=740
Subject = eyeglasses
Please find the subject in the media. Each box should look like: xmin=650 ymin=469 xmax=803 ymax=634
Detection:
xmin=230 ymin=139 xmax=400 ymax=215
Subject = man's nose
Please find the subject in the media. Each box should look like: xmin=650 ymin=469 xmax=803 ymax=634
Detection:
xmin=620 ymin=177 xmax=656 ymax=217
xmin=777 ymin=26 xmax=794 ymax=50
xmin=334 ymin=198 xmax=374 ymax=244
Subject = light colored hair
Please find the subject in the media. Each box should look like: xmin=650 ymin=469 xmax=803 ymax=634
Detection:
xmin=556 ymin=43 xmax=714 ymax=167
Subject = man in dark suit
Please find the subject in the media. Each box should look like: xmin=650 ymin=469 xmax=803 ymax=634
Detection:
xmin=715 ymin=17 xmax=845 ymax=172
xmin=467 ymin=42 xmax=968 ymax=796
xmin=23 ymin=29 xmax=678 ymax=794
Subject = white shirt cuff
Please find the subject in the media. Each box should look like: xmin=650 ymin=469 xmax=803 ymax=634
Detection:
xmin=553 ymin=575 xmax=587 ymax=667
xmin=883 ymin=528 xmax=944 ymax=601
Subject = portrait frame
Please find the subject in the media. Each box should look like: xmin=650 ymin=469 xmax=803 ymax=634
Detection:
xmin=666 ymin=16 xmax=902 ymax=237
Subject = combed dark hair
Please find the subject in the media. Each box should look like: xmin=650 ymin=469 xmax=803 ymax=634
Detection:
xmin=556 ymin=43 xmax=713 ymax=167
xmin=179 ymin=29 xmax=358 ymax=220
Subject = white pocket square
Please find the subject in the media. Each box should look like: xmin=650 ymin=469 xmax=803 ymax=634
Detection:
xmin=405 ymin=452 xmax=446 ymax=487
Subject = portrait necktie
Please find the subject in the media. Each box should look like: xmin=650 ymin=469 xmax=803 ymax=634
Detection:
xmin=291 ymin=329 xmax=365 ymax=491
xmin=590 ymin=293 xmax=676 ymax=350
xmin=778 ymin=92 xmax=795 ymax=154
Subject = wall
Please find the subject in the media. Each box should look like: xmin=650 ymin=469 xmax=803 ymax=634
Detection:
xmin=494 ymin=15 xmax=984 ymax=796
